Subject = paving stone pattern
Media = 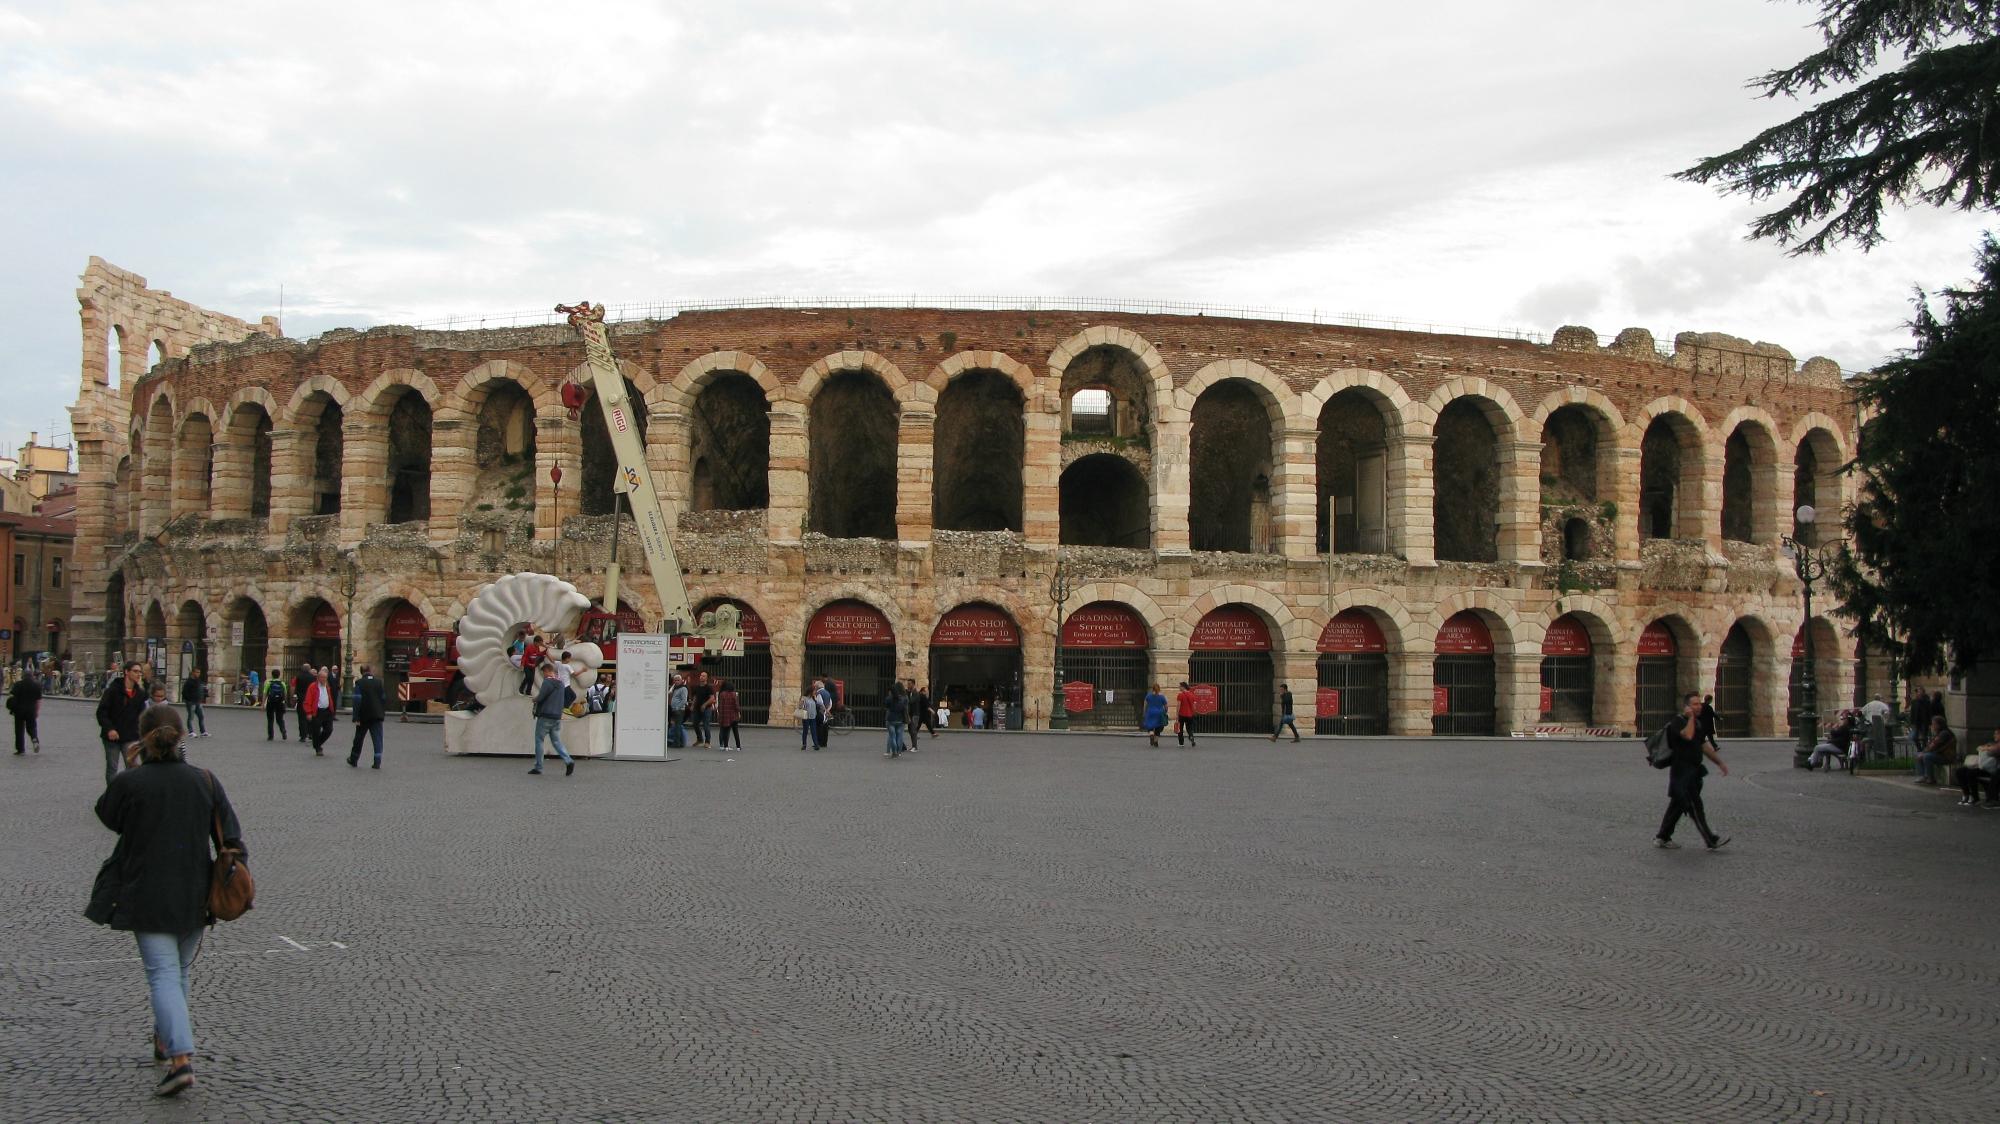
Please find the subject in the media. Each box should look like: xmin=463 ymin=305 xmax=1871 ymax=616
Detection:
xmin=2 ymin=702 xmax=1995 ymax=1122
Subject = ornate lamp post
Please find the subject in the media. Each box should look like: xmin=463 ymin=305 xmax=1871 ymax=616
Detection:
xmin=1780 ymin=504 xmax=1831 ymax=767
xmin=1049 ymin=555 xmax=1072 ymax=731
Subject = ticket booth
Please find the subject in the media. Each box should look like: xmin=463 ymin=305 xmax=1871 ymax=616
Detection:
xmin=1315 ymin=609 xmax=1389 ymax=736
xmin=803 ymin=599 xmax=896 ymax=727
xmin=1188 ymin=605 xmax=1275 ymax=734
xmin=1058 ymin=602 xmax=1151 ymax=730
xmin=1432 ymin=611 xmax=1496 ymax=736
xmin=1538 ymin=614 xmax=1594 ymax=724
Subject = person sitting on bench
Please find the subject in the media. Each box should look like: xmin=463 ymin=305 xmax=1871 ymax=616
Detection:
xmin=1806 ymin=709 xmax=1859 ymax=770
xmin=1952 ymin=730 xmax=2000 ymax=807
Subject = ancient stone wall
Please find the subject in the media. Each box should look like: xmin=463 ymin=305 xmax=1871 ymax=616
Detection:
xmin=74 ymin=294 xmax=1865 ymax=735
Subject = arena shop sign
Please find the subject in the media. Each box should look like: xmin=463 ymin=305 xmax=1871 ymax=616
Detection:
xmin=930 ymin=605 xmax=1021 ymax=647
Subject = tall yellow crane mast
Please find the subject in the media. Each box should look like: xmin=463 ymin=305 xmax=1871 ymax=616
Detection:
xmin=556 ymin=301 xmax=693 ymax=633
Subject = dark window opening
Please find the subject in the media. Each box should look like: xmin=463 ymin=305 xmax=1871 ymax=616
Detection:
xmin=1317 ymin=391 xmax=1389 ymax=554
xmin=1538 ymin=405 xmax=1600 ymax=503
xmin=1189 ymin=380 xmax=1274 ymax=553
xmin=311 ymin=399 xmax=344 ymax=515
xmin=1433 ymin=399 xmax=1500 ymax=562
xmin=690 ymin=373 xmax=770 ymax=512
xmin=1639 ymin=417 xmax=1683 ymax=540
xmin=474 ymin=380 xmax=538 ymax=515
xmin=1060 ymin=346 xmax=1150 ymax=441
xmin=1059 ymin=453 xmax=1150 ymax=548
xmin=808 ymin=370 xmax=898 ymax=539
xmin=1715 ymin=623 xmax=1754 ymax=737
xmin=934 ymin=370 xmax=1024 ymax=532
xmin=385 ymin=391 xmax=433 ymax=524
xmin=1562 ymin=517 xmax=1591 ymax=561
xmin=1722 ymin=429 xmax=1755 ymax=543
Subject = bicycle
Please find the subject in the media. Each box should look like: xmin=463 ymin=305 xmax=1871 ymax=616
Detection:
xmin=827 ymin=706 xmax=856 ymax=735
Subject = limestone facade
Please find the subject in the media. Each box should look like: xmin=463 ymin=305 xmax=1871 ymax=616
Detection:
xmin=68 ymin=266 xmax=1868 ymax=735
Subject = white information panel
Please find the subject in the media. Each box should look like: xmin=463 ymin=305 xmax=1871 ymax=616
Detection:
xmin=613 ymin=633 xmax=672 ymax=758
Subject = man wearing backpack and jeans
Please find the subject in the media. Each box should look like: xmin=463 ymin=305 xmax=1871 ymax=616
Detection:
xmin=1657 ymin=691 xmax=1730 ymax=851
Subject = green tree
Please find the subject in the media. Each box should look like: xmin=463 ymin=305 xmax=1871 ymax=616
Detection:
xmin=1835 ymin=238 xmax=2000 ymax=674
xmin=1678 ymin=1 xmax=2000 ymax=255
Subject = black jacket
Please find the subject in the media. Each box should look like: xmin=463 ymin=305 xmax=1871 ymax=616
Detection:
xmin=180 ymin=676 xmax=204 ymax=706
xmin=352 ymin=674 xmax=388 ymax=724
xmin=8 ymin=676 xmax=41 ymax=716
xmin=86 ymin=760 xmax=246 ymax=932
xmin=96 ymin=678 xmax=145 ymax=743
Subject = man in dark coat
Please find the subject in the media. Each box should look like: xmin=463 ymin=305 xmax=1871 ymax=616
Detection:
xmin=346 ymin=664 xmax=389 ymax=769
xmin=292 ymin=664 xmax=314 ymax=743
xmin=263 ymin=671 xmax=289 ymax=740
xmin=96 ymin=661 xmax=148 ymax=786
xmin=1657 ymin=691 xmax=1731 ymax=850
xmin=9 ymin=671 xmax=43 ymax=753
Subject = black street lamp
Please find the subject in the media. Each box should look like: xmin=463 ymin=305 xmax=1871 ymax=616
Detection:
xmin=1780 ymin=504 xmax=1831 ymax=766
xmin=1049 ymin=555 xmax=1072 ymax=731
xmin=339 ymin=551 xmax=359 ymax=711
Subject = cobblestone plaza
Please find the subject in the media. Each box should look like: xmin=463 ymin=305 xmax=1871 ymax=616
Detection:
xmin=4 ymin=702 xmax=1994 ymax=1121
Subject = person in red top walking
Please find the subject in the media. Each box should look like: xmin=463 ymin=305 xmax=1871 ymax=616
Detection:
xmin=301 ymin=668 xmax=336 ymax=756
xmin=714 ymin=678 xmax=743 ymax=750
xmin=1175 ymin=681 xmax=1199 ymax=747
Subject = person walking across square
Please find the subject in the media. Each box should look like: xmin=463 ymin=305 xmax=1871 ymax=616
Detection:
xmin=813 ymin=679 xmax=833 ymax=749
xmin=263 ymin=671 xmax=288 ymax=740
xmin=179 ymin=670 xmax=209 ymax=738
xmin=884 ymin=681 xmax=909 ymax=758
xmin=1657 ymin=691 xmax=1730 ymax=850
xmin=9 ymin=670 xmax=42 ymax=754
xmin=346 ymin=664 xmax=388 ymax=769
xmin=301 ymin=669 xmax=335 ymax=756
xmin=1175 ymin=682 xmax=1199 ymax=747
xmin=530 ymin=663 xmax=574 ymax=776
xmin=714 ymin=678 xmax=743 ymax=750
xmin=292 ymin=665 xmax=313 ymax=743
xmin=96 ymin=661 xmax=148 ymax=786
xmin=795 ymin=686 xmax=820 ymax=750
xmin=1142 ymin=683 xmax=1168 ymax=747
xmin=1271 ymin=684 xmax=1300 ymax=742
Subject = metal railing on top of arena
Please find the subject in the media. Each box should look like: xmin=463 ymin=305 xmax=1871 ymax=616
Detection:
xmin=406 ymin=296 xmax=1552 ymax=344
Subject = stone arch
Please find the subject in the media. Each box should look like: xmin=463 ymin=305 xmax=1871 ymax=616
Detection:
xmin=173 ymin=409 xmax=215 ymax=519
xmin=1792 ymin=422 xmax=1846 ymax=547
xmin=1064 ymin=582 xmax=1172 ymax=647
xmin=447 ymin=359 xmax=562 ymax=417
xmin=1787 ymin=411 xmax=1851 ymax=460
xmin=806 ymin=363 xmax=900 ymax=538
xmin=793 ymin=350 xmax=910 ymax=405
xmin=932 ymin=365 xmax=1025 ymax=532
xmin=281 ymin=374 xmax=353 ymax=424
xmin=1532 ymin=390 xmax=1624 ymax=503
xmin=1426 ymin=590 xmax=1523 ymax=653
xmin=1716 ymin=614 xmax=1780 ymax=737
xmin=1719 ymin=408 xmax=1782 ymax=545
xmin=926 ymin=350 xmax=1038 ymax=399
xmin=219 ymin=594 xmax=273 ymax=679
xmin=1184 ymin=363 xmax=1289 ymax=554
xmin=571 ymin=358 xmax=658 ymax=406
xmin=139 ymin=392 xmax=175 ymax=536
xmin=1631 ymin=398 xmax=1711 ymax=541
xmin=1171 ymin=583 xmax=1297 ymax=653
xmin=1047 ymin=325 xmax=1173 ymax=404
xmin=787 ymin=586 xmax=909 ymax=650
xmin=1312 ymin=376 xmax=1408 ymax=556
xmin=1059 ymin=453 xmax=1151 ymax=548
xmin=1424 ymin=388 xmax=1517 ymax=563
xmin=1535 ymin=596 xmax=1621 ymax=727
xmin=681 ymin=360 xmax=774 ymax=514
xmin=1323 ymin=588 xmax=1416 ymax=654
xmin=355 ymin=372 xmax=436 ymax=525
xmin=666 ymin=351 xmax=782 ymax=410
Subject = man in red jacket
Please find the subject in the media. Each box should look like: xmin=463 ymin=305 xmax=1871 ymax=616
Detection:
xmin=301 ymin=668 xmax=336 ymax=756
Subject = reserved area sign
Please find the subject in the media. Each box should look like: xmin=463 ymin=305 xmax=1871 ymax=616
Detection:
xmin=613 ymin=633 xmax=670 ymax=758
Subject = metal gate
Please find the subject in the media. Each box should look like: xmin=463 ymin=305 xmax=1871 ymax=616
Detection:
xmin=1634 ymin=655 xmax=1678 ymax=735
xmin=1060 ymin=647 xmax=1148 ymax=729
xmin=803 ymin=644 xmax=894 ymax=727
xmin=703 ymin=644 xmax=771 ymax=723
xmin=1716 ymin=630 xmax=1752 ymax=737
xmin=1539 ymin=655 xmax=1593 ymax=723
xmin=1432 ymin=655 xmax=1495 ymax=736
xmin=929 ymin=646 xmax=1022 ymax=722
xmin=1315 ymin=653 xmax=1387 ymax=736
xmin=1189 ymin=651 xmax=1273 ymax=734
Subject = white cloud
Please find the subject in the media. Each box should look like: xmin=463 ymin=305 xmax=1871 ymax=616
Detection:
xmin=0 ymin=0 xmax=1986 ymax=453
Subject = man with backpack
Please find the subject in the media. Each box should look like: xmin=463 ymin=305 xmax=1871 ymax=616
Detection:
xmin=263 ymin=671 xmax=289 ymax=740
xmin=1655 ymin=691 xmax=1730 ymax=851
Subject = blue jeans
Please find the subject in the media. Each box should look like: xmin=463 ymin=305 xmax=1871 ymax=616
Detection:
xmin=136 ymin=930 xmax=202 ymax=1058
xmin=533 ymin=717 xmax=572 ymax=769
xmin=692 ymin=711 xmax=710 ymax=744
xmin=350 ymin=719 xmax=384 ymax=764
xmin=886 ymin=720 xmax=906 ymax=755
xmin=1274 ymin=716 xmax=1299 ymax=739
xmin=800 ymin=719 xmax=815 ymax=748
xmin=184 ymin=702 xmax=206 ymax=735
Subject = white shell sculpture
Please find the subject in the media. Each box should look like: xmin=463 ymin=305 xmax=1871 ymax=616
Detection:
xmin=456 ymin=573 xmax=592 ymax=706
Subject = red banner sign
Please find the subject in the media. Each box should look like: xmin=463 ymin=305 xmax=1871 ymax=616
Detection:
xmin=1436 ymin=612 xmax=1493 ymax=655
xmin=1638 ymin=621 xmax=1677 ymax=657
xmin=932 ymin=604 xmax=1021 ymax=647
xmin=384 ymin=603 xmax=428 ymax=641
xmin=1541 ymin=615 xmax=1591 ymax=657
xmin=1060 ymin=602 xmax=1149 ymax=649
xmin=699 ymin=599 xmax=769 ymax=644
xmin=1190 ymin=606 xmax=1272 ymax=651
xmin=1432 ymin=685 xmax=1451 ymax=715
xmin=1185 ymin=683 xmax=1219 ymax=714
xmin=312 ymin=603 xmax=341 ymax=640
xmin=1540 ymin=685 xmax=1555 ymax=713
xmin=1063 ymin=681 xmax=1096 ymax=712
xmin=1316 ymin=686 xmax=1341 ymax=716
xmin=806 ymin=600 xmax=894 ymax=646
xmin=1318 ymin=609 xmax=1387 ymax=654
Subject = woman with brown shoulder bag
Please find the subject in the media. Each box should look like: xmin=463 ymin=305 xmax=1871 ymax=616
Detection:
xmin=85 ymin=705 xmax=249 ymax=1098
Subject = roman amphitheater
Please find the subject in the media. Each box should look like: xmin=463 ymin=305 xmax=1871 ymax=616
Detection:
xmin=67 ymin=258 xmax=1875 ymax=736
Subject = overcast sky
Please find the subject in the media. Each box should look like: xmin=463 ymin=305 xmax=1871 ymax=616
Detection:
xmin=1 ymin=0 xmax=1990 ymax=461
